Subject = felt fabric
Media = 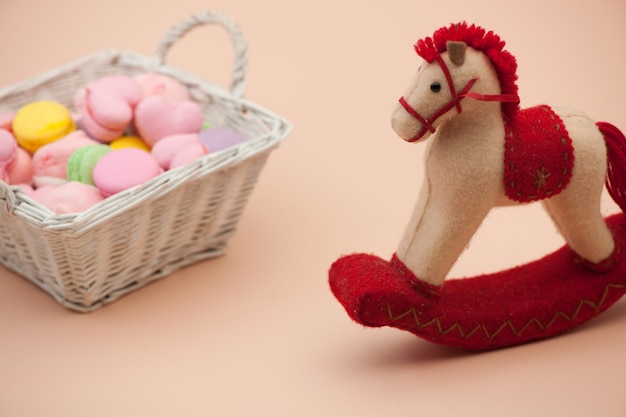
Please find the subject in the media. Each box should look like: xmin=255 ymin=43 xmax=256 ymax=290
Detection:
xmin=504 ymin=105 xmax=574 ymax=202
xmin=396 ymin=87 xmax=614 ymax=285
xmin=333 ymin=21 xmax=626 ymax=350
xmin=539 ymin=110 xmax=614 ymax=265
xmin=329 ymin=214 xmax=626 ymax=350
xmin=414 ymin=22 xmax=519 ymax=120
xmin=395 ymin=106 xmax=505 ymax=286
xmin=601 ymin=121 xmax=626 ymax=212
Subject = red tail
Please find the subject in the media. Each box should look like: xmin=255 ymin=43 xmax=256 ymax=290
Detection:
xmin=600 ymin=121 xmax=626 ymax=212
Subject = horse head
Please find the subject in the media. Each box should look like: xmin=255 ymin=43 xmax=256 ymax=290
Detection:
xmin=391 ymin=40 xmax=510 ymax=143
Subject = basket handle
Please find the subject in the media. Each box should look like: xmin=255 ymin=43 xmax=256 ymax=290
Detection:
xmin=151 ymin=11 xmax=248 ymax=99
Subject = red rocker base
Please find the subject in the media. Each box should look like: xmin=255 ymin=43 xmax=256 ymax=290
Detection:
xmin=329 ymin=213 xmax=626 ymax=350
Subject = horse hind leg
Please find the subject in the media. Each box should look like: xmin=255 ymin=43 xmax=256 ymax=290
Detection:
xmin=542 ymin=112 xmax=616 ymax=269
xmin=543 ymin=194 xmax=615 ymax=268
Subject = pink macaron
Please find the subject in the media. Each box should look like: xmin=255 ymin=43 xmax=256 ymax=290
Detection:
xmin=93 ymin=148 xmax=163 ymax=197
xmin=75 ymin=75 xmax=144 ymax=142
xmin=74 ymin=75 xmax=144 ymax=110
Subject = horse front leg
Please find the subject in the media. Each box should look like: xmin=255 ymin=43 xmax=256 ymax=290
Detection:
xmin=396 ymin=173 xmax=494 ymax=286
xmin=395 ymin=121 xmax=504 ymax=287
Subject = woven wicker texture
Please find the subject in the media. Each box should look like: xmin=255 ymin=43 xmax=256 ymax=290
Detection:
xmin=0 ymin=11 xmax=291 ymax=312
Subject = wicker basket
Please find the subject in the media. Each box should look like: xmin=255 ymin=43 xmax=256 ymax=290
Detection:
xmin=0 ymin=11 xmax=291 ymax=312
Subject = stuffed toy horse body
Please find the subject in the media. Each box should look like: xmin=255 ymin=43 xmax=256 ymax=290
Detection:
xmin=329 ymin=23 xmax=626 ymax=350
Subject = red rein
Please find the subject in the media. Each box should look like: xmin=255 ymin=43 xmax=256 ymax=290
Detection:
xmin=399 ymin=54 xmax=520 ymax=142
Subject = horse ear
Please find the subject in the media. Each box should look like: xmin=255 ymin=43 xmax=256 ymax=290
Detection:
xmin=447 ymin=41 xmax=467 ymax=66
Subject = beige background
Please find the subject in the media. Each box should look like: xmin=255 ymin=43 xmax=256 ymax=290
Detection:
xmin=1 ymin=0 xmax=626 ymax=416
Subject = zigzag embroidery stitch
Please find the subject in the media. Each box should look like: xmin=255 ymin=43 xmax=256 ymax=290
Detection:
xmin=386 ymin=282 xmax=626 ymax=340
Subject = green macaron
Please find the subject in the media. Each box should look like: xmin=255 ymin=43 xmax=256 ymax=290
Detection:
xmin=67 ymin=144 xmax=113 ymax=185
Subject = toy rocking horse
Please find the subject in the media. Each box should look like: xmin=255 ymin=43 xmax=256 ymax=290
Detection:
xmin=329 ymin=22 xmax=626 ymax=350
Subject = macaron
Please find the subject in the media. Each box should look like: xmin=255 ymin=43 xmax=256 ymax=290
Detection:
xmin=74 ymin=75 xmax=144 ymax=110
xmin=198 ymin=127 xmax=246 ymax=152
xmin=12 ymin=101 xmax=76 ymax=153
xmin=110 ymin=136 xmax=150 ymax=151
xmin=32 ymin=130 xmax=98 ymax=187
xmin=31 ymin=182 xmax=103 ymax=214
xmin=93 ymin=148 xmax=163 ymax=197
xmin=78 ymin=88 xmax=134 ymax=142
xmin=75 ymin=75 xmax=144 ymax=142
xmin=67 ymin=144 xmax=113 ymax=185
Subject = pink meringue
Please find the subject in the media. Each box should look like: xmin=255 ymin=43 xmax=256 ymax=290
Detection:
xmin=6 ymin=147 xmax=33 ymax=185
xmin=134 ymin=95 xmax=203 ymax=147
xmin=169 ymin=142 xmax=209 ymax=169
xmin=32 ymin=130 xmax=98 ymax=187
xmin=0 ymin=112 xmax=15 ymax=132
xmin=30 ymin=182 xmax=104 ymax=214
xmin=150 ymin=133 xmax=200 ymax=169
xmin=0 ymin=129 xmax=17 ymax=182
xmin=134 ymin=72 xmax=192 ymax=102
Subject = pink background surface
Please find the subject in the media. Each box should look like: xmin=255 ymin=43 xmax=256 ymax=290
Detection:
xmin=1 ymin=1 xmax=626 ymax=416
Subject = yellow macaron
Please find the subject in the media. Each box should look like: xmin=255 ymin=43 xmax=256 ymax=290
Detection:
xmin=12 ymin=101 xmax=75 ymax=153
xmin=109 ymin=136 xmax=150 ymax=151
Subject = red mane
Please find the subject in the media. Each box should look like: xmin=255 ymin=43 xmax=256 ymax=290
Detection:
xmin=414 ymin=22 xmax=520 ymax=119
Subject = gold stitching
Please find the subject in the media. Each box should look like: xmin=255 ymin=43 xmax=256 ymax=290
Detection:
xmin=533 ymin=167 xmax=550 ymax=189
xmin=386 ymin=282 xmax=626 ymax=340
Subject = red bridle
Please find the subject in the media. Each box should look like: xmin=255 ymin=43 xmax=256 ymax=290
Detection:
xmin=399 ymin=54 xmax=520 ymax=142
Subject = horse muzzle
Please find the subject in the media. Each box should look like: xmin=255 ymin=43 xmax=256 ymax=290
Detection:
xmin=392 ymin=97 xmax=436 ymax=142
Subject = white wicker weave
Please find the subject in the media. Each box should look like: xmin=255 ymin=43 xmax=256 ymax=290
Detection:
xmin=0 ymin=11 xmax=291 ymax=312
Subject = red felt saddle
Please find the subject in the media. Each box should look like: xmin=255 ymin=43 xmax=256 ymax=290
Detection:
xmin=504 ymin=105 xmax=574 ymax=203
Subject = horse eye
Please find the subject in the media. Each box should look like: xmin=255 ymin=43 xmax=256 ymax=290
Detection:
xmin=430 ymin=82 xmax=441 ymax=93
